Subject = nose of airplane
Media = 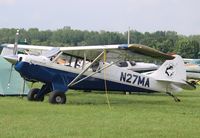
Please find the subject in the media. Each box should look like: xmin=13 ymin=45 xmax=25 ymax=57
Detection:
xmin=14 ymin=61 xmax=23 ymax=72
xmin=15 ymin=60 xmax=28 ymax=73
xmin=2 ymin=55 xmax=18 ymax=64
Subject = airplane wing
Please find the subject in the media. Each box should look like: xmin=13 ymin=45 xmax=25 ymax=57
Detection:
xmin=59 ymin=44 xmax=174 ymax=60
xmin=1 ymin=43 xmax=174 ymax=62
xmin=0 ymin=44 xmax=54 ymax=50
xmin=127 ymin=44 xmax=174 ymax=60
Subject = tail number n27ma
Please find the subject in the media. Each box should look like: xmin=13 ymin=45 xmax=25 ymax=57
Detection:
xmin=120 ymin=72 xmax=150 ymax=87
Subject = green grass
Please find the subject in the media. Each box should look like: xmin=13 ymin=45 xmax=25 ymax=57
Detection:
xmin=1 ymin=88 xmax=200 ymax=138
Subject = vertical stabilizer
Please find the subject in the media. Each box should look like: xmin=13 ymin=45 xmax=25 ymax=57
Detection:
xmin=148 ymin=55 xmax=186 ymax=83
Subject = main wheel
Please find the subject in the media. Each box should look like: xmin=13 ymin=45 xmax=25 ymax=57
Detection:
xmin=49 ymin=91 xmax=66 ymax=104
xmin=27 ymin=88 xmax=44 ymax=101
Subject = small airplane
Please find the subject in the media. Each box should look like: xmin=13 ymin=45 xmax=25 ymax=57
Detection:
xmin=184 ymin=58 xmax=200 ymax=66
xmin=182 ymin=58 xmax=200 ymax=84
xmin=1 ymin=44 xmax=195 ymax=104
xmin=116 ymin=61 xmax=158 ymax=73
xmin=0 ymin=31 xmax=195 ymax=104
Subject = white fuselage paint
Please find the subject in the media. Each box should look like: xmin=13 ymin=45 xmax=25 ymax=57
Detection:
xmin=19 ymin=54 xmax=181 ymax=93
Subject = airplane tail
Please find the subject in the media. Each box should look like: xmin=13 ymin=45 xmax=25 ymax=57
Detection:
xmin=148 ymin=55 xmax=195 ymax=90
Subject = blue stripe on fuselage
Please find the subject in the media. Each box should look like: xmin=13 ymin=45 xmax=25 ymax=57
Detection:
xmin=15 ymin=61 xmax=155 ymax=93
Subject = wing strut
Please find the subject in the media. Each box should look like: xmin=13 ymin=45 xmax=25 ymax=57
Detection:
xmin=51 ymin=52 xmax=63 ymax=63
xmin=70 ymin=60 xmax=119 ymax=87
xmin=68 ymin=51 xmax=104 ymax=87
xmin=103 ymin=49 xmax=111 ymax=109
xmin=82 ymin=52 xmax=86 ymax=69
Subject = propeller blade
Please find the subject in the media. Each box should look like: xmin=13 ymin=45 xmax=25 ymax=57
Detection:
xmin=7 ymin=64 xmax=14 ymax=89
xmin=6 ymin=30 xmax=20 ymax=90
xmin=21 ymin=79 xmax=26 ymax=98
xmin=13 ymin=29 xmax=19 ymax=55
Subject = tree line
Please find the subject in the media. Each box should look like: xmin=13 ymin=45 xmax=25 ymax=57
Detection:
xmin=0 ymin=27 xmax=200 ymax=58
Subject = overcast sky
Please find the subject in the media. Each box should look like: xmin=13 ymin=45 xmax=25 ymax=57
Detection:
xmin=0 ymin=0 xmax=199 ymax=35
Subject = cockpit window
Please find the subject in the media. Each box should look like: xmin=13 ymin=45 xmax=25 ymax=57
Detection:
xmin=116 ymin=61 xmax=128 ymax=67
xmin=129 ymin=61 xmax=136 ymax=66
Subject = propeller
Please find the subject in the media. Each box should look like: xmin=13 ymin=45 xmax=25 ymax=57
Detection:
xmin=6 ymin=29 xmax=27 ymax=97
xmin=13 ymin=30 xmax=19 ymax=55
xmin=7 ymin=29 xmax=19 ymax=89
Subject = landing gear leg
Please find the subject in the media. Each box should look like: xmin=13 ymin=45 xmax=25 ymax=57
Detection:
xmin=48 ymin=75 xmax=68 ymax=104
xmin=166 ymin=92 xmax=181 ymax=102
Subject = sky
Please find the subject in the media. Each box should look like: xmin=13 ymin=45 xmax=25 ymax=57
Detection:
xmin=0 ymin=0 xmax=200 ymax=35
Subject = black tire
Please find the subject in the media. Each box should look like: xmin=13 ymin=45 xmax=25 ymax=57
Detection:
xmin=27 ymin=88 xmax=44 ymax=101
xmin=83 ymin=90 xmax=92 ymax=92
xmin=49 ymin=91 xmax=66 ymax=104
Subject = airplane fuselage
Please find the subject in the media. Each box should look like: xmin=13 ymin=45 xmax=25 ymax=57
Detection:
xmin=15 ymin=58 xmax=172 ymax=94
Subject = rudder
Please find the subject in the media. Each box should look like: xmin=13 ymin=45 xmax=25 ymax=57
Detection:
xmin=148 ymin=55 xmax=186 ymax=83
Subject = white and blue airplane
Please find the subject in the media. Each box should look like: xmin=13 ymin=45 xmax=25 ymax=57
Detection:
xmin=0 ymin=42 xmax=195 ymax=104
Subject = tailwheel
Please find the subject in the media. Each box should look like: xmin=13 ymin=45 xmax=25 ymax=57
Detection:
xmin=27 ymin=88 xmax=44 ymax=101
xmin=49 ymin=91 xmax=66 ymax=104
xmin=166 ymin=92 xmax=181 ymax=102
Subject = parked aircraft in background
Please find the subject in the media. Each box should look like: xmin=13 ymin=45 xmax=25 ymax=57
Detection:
xmin=116 ymin=61 xmax=158 ymax=73
xmin=184 ymin=59 xmax=200 ymax=66
xmin=183 ymin=59 xmax=200 ymax=83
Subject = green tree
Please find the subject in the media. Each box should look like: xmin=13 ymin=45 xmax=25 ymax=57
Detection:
xmin=176 ymin=38 xmax=199 ymax=58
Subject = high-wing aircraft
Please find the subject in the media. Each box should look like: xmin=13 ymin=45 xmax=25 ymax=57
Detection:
xmin=0 ymin=42 xmax=195 ymax=104
xmin=0 ymin=30 xmax=195 ymax=104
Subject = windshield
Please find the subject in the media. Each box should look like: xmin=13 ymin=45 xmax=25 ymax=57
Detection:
xmin=191 ymin=59 xmax=200 ymax=65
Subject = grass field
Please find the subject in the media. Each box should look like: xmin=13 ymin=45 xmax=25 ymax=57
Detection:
xmin=1 ymin=88 xmax=200 ymax=138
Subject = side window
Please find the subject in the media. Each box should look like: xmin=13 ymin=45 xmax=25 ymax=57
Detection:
xmin=129 ymin=61 xmax=136 ymax=66
xmin=91 ymin=62 xmax=99 ymax=72
xmin=117 ymin=61 xmax=128 ymax=67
